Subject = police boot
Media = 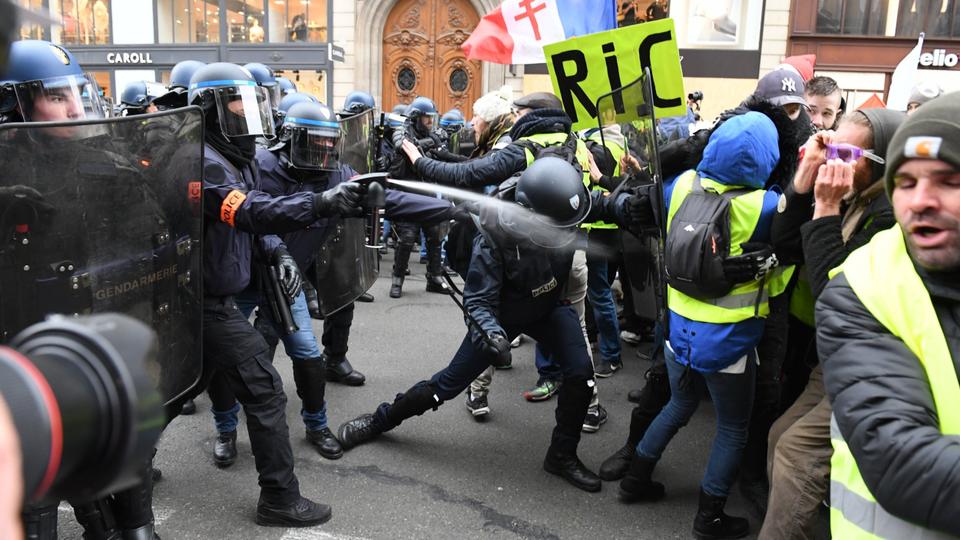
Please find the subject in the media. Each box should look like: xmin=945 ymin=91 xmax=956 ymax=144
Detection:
xmin=324 ymin=354 xmax=366 ymax=386
xmin=543 ymin=379 xmax=601 ymax=493
xmin=214 ymin=430 xmax=237 ymax=468
xmin=23 ymin=503 xmax=60 ymax=540
xmin=73 ymin=499 xmax=121 ymax=540
xmin=291 ymin=359 xmax=343 ymax=460
xmin=693 ymin=488 xmax=749 ymax=539
xmin=339 ymin=381 xmax=442 ymax=450
xmin=424 ymin=245 xmax=447 ymax=294
xmin=391 ymin=242 xmax=413 ymax=298
xmin=599 ymin=406 xmax=648 ymax=481
xmin=120 ymin=524 xmax=159 ymax=540
xmin=256 ymin=495 xmax=332 ymax=528
xmin=390 ymin=275 xmax=404 ymax=298
xmin=618 ymin=454 xmax=665 ymax=503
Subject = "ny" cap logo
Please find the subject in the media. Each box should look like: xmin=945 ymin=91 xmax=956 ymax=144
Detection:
xmin=781 ymin=78 xmax=797 ymax=93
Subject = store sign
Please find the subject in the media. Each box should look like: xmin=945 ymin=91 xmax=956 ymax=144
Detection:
xmin=919 ymin=49 xmax=959 ymax=68
xmin=106 ymin=52 xmax=154 ymax=65
xmin=544 ymin=18 xmax=685 ymax=130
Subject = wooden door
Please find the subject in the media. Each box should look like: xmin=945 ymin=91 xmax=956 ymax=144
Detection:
xmin=382 ymin=0 xmax=482 ymax=115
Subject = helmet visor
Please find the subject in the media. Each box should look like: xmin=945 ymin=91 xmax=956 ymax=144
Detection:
xmin=213 ymin=83 xmax=275 ymax=138
xmin=496 ymin=203 xmax=581 ymax=249
xmin=288 ymin=123 xmax=340 ymax=170
xmin=14 ymin=73 xmax=106 ymax=123
xmin=265 ymin=83 xmax=281 ymax=112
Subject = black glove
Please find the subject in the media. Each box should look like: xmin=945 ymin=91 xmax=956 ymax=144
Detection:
xmin=313 ymin=182 xmax=366 ymax=218
xmin=449 ymin=202 xmax=476 ymax=223
xmin=274 ymin=248 xmax=303 ymax=300
xmin=617 ymin=189 xmax=656 ymax=232
xmin=482 ymin=332 xmax=513 ymax=369
xmin=722 ymin=242 xmax=778 ymax=283
xmin=0 ymin=185 xmax=56 ymax=225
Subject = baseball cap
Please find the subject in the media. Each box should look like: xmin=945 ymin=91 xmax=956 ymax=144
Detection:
xmin=754 ymin=68 xmax=808 ymax=108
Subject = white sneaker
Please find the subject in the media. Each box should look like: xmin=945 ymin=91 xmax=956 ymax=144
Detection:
xmin=510 ymin=335 xmax=523 ymax=348
xmin=620 ymin=330 xmax=642 ymax=345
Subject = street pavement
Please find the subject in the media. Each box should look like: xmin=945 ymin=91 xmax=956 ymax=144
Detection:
xmin=58 ymin=254 xmax=762 ymax=539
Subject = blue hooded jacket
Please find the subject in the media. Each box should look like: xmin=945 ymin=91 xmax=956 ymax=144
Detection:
xmin=665 ymin=111 xmax=783 ymax=372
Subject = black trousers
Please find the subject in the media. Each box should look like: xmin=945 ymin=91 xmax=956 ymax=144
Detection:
xmin=392 ymin=221 xmax=444 ymax=277
xmin=202 ymin=296 xmax=300 ymax=506
xmin=321 ymin=301 xmax=354 ymax=359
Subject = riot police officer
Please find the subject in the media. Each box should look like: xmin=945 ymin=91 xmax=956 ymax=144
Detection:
xmin=244 ymin=62 xmax=282 ymax=113
xmin=387 ymin=96 xmax=447 ymax=298
xmin=189 ymin=62 xmax=365 ymax=527
xmin=276 ymin=76 xmax=297 ymax=96
xmin=150 ymin=59 xmax=204 ymax=110
xmin=340 ymin=90 xmax=376 ymax=118
xmin=439 ymin=108 xmax=465 ymax=135
xmin=118 ymin=80 xmax=165 ymax=116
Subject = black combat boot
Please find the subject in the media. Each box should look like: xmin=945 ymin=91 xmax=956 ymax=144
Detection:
xmin=692 ymin=488 xmax=749 ymax=539
xmin=599 ymin=407 xmax=646 ymax=481
xmin=543 ymin=379 xmax=601 ymax=493
xmin=120 ymin=523 xmax=159 ymax=540
xmin=256 ymin=496 xmax=332 ymax=527
xmin=389 ymin=275 xmax=404 ymax=298
xmin=424 ymin=240 xmax=447 ymax=293
xmin=214 ymin=430 xmax=237 ymax=468
xmin=292 ymin=359 xmax=343 ymax=460
xmin=324 ymin=354 xmax=366 ymax=386
xmin=618 ymin=454 xmax=665 ymax=502
xmin=339 ymin=382 xmax=442 ymax=450
xmin=600 ymin=365 xmax=671 ymax=480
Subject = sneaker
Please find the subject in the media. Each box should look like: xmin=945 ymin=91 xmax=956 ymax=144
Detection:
xmin=465 ymin=392 xmax=490 ymax=417
xmin=523 ymin=380 xmax=561 ymax=402
xmin=594 ymin=359 xmax=623 ymax=378
xmin=582 ymin=404 xmax=608 ymax=433
xmin=620 ymin=330 xmax=642 ymax=345
xmin=510 ymin=335 xmax=523 ymax=348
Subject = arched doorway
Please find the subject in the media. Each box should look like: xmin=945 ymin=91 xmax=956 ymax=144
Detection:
xmin=381 ymin=0 xmax=482 ymax=115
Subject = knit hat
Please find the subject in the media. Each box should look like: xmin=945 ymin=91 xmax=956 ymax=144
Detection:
xmin=884 ymin=91 xmax=960 ymax=195
xmin=907 ymin=81 xmax=943 ymax=108
xmin=856 ymin=108 xmax=906 ymax=184
xmin=472 ymin=85 xmax=513 ymax=122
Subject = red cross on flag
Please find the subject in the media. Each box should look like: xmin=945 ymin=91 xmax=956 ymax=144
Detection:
xmin=462 ymin=0 xmax=618 ymax=65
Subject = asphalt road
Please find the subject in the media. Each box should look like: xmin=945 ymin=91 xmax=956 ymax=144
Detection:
xmin=57 ymin=255 xmax=762 ymax=539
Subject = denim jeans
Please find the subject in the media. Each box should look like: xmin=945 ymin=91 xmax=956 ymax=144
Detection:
xmin=636 ymin=345 xmax=756 ymax=498
xmin=586 ymin=255 xmax=621 ymax=363
xmin=211 ymin=289 xmax=328 ymax=432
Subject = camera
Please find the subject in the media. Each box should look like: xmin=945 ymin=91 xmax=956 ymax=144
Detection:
xmin=0 ymin=313 xmax=163 ymax=504
xmin=688 ymin=91 xmax=704 ymax=102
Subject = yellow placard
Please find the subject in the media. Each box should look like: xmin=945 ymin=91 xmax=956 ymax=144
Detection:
xmin=544 ymin=19 xmax=685 ymax=131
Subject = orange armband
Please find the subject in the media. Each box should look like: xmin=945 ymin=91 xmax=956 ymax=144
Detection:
xmin=220 ymin=190 xmax=247 ymax=227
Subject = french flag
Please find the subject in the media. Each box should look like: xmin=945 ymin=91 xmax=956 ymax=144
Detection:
xmin=462 ymin=0 xmax=618 ymax=65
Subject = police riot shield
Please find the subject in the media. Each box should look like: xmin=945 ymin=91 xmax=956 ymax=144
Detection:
xmin=596 ymin=69 xmax=667 ymax=329
xmin=338 ymin=108 xmax=375 ymax=174
xmin=311 ymin=217 xmax=379 ymax=316
xmin=0 ymin=108 xmax=204 ymax=407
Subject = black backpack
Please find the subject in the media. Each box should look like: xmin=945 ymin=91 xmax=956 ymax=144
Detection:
xmin=664 ymin=174 xmax=749 ymax=299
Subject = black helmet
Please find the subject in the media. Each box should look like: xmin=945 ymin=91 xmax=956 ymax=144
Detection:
xmin=119 ymin=80 xmax=166 ymax=115
xmin=279 ymin=101 xmax=340 ymax=170
xmin=341 ymin=91 xmax=376 ymax=117
xmin=189 ymin=62 xmax=274 ymax=138
xmin=169 ymin=60 xmax=205 ymax=91
xmin=243 ymin=62 xmax=281 ymax=109
xmin=515 ymin=157 xmax=590 ymax=226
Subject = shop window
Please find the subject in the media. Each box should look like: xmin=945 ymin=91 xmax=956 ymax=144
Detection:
xmin=16 ymin=0 xmax=50 ymax=41
xmin=275 ymin=69 xmax=326 ymax=103
xmin=897 ymin=0 xmax=960 ymax=38
xmin=89 ymin=70 xmax=111 ymax=100
xmin=268 ymin=0 xmax=328 ymax=43
xmin=817 ymin=0 xmax=888 ymax=35
xmin=55 ymin=0 xmax=111 ymax=45
xmin=227 ymin=0 xmax=266 ymax=43
xmin=157 ymin=0 xmax=220 ymax=43
xmin=618 ymin=0 xmax=670 ymax=27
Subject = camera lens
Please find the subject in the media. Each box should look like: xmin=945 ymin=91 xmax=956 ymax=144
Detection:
xmin=0 ymin=314 xmax=163 ymax=503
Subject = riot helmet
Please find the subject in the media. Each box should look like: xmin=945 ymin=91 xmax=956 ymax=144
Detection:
xmin=341 ymin=91 xmax=376 ymax=117
xmin=189 ymin=62 xmax=274 ymax=138
xmin=0 ymin=40 xmax=105 ymax=123
xmin=404 ymin=96 xmax=438 ymax=136
xmin=168 ymin=60 xmax=205 ymax=91
xmin=243 ymin=62 xmax=281 ymax=110
xmin=498 ymin=157 xmax=590 ymax=248
xmin=439 ymin=108 xmax=465 ymax=133
xmin=275 ymin=91 xmax=318 ymax=131
xmin=276 ymin=76 xmax=297 ymax=96
xmin=279 ymin=101 xmax=340 ymax=170
xmin=119 ymin=80 xmax=166 ymax=116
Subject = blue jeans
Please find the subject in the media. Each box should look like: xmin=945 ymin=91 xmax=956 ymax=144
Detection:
xmin=534 ymin=344 xmax=563 ymax=384
xmin=212 ymin=289 xmax=328 ymax=432
xmin=586 ymin=256 xmax=621 ymax=363
xmin=636 ymin=346 xmax=756 ymax=498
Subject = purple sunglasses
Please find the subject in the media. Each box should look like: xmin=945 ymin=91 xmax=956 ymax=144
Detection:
xmin=825 ymin=143 xmax=885 ymax=165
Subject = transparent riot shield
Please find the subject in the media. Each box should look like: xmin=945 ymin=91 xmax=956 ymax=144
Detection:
xmin=311 ymin=217 xmax=379 ymax=316
xmin=595 ymin=69 xmax=667 ymax=330
xmin=0 ymin=108 xmax=204 ymax=407
xmin=338 ymin=108 xmax=375 ymax=174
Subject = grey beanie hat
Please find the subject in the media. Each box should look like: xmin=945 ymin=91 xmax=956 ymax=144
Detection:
xmin=856 ymin=108 xmax=907 ymax=183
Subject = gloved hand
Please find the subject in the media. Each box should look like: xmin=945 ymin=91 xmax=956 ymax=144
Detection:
xmin=0 ymin=185 xmax=56 ymax=225
xmin=483 ymin=333 xmax=513 ymax=369
xmin=722 ymin=242 xmax=778 ymax=283
xmin=617 ymin=189 xmax=656 ymax=232
xmin=313 ymin=182 xmax=366 ymax=218
xmin=274 ymin=248 xmax=303 ymax=300
xmin=449 ymin=202 xmax=476 ymax=223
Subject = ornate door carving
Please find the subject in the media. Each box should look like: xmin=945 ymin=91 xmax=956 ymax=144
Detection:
xmin=382 ymin=0 xmax=482 ymax=115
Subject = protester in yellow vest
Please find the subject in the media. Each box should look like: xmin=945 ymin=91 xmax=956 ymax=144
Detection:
xmin=817 ymin=91 xmax=960 ymax=538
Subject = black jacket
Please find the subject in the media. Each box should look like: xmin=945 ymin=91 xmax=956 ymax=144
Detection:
xmin=817 ymin=268 xmax=960 ymax=536
xmin=412 ymin=108 xmax=572 ymax=190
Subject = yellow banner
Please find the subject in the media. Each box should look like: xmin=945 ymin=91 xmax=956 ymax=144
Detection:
xmin=544 ymin=19 xmax=685 ymax=131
